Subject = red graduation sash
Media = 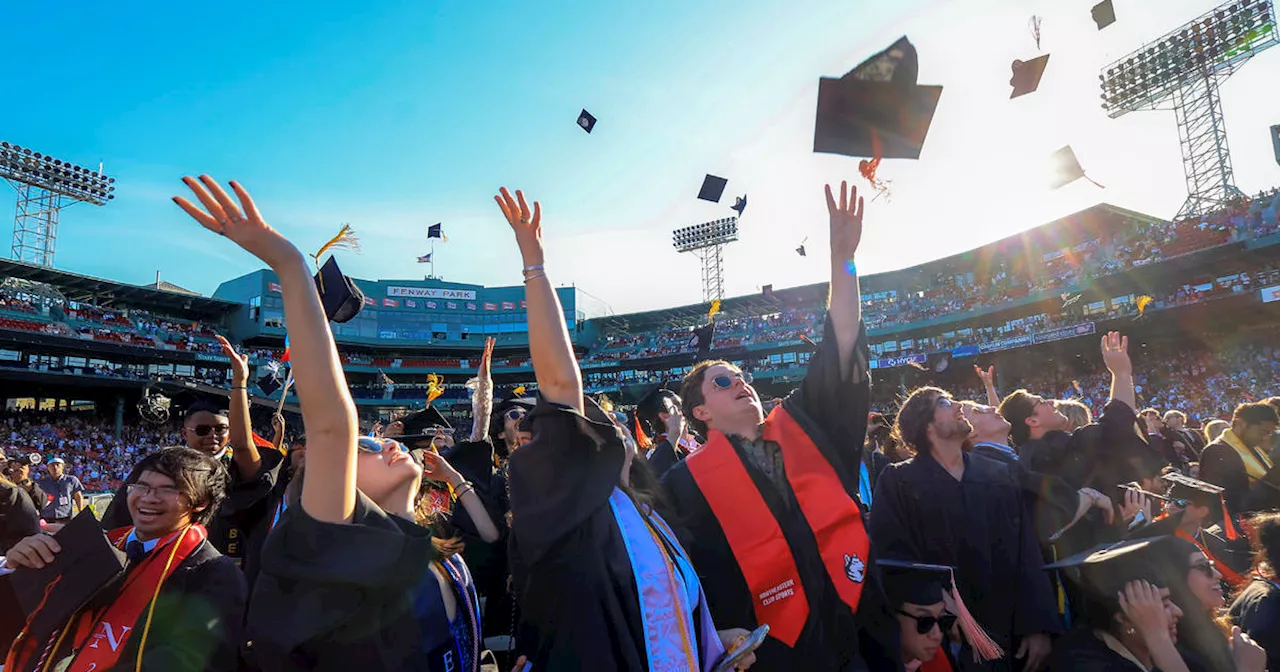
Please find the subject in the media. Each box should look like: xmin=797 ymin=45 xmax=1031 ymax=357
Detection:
xmin=686 ymin=405 xmax=870 ymax=647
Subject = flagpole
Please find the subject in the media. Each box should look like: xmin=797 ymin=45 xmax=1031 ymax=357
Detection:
xmin=430 ymin=238 xmax=436 ymax=279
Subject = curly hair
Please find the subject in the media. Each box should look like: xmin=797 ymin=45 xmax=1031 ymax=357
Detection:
xmin=892 ymin=387 xmax=948 ymax=456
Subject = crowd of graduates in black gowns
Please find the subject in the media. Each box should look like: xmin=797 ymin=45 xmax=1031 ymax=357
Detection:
xmin=3 ymin=175 xmax=1280 ymax=672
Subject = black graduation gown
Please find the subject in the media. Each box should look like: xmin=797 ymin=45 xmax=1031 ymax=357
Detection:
xmin=870 ymin=452 xmax=1062 ymax=668
xmin=1021 ymin=401 xmax=1163 ymax=499
xmin=11 ymin=537 xmax=246 ymax=672
xmin=1199 ymin=438 xmax=1280 ymax=520
xmin=1046 ymin=629 xmax=1156 ymax=671
xmin=441 ymin=439 xmax=509 ymax=603
xmin=646 ymin=438 xmax=686 ymax=478
xmin=101 ymin=448 xmax=285 ymax=564
xmin=1230 ymin=579 xmax=1280 ymax=671
xmin=662 ymin=320 xmax=897 ymax=672
xmin=245 ymin=491 xmax=454 ymax=671
xmin=1 ymin=480 xmax=40 ymax=554
xmin=508 ymin=398 xmax=721 ymax=672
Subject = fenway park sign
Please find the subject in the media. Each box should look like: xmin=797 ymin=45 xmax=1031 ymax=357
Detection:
xmin=385 ymin=287 xmax=477 ymax=301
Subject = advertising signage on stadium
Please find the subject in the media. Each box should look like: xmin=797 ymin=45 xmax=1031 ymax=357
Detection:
xmin=386 ymin=287 xmax=477 ymax=300
xmin=979 ymin=334 xmax=1034 ymax=354
xmin=1262 ymin=285 xmax=1280 ymax=303
xmin=1033 ymin=322 xmax=1097 ymax=345
xmin=870 ymin=354 xmax=927 ymax=370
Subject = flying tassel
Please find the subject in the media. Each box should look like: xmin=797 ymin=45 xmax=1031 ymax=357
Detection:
xmin=943 ymin=572 xmax=1005 ymax=662
xmin=708 ymin=299 xmax=722 ymax=321
xmin=1083 ymin=174 xmax=1106 ymax=189
xmin=1029 ymin=15 xmax=1043 ymax=51
xmin=858 ymin=131 xmax=892 ymax=201
xmin=311 ymin=224 xmax=361 ymax=294
xmin=512 ymin=385 xmax=527 ymax=397
xmin=1135 ymin=295 xmax=1154 ymax=316
xmin=425 ymin=373 xmax=445 ymax=404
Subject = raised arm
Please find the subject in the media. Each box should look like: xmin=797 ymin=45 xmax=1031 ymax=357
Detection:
xmin=174 ymin=176 xmax=359 ymax=524
xmin=1101 ymin=331 xmax=1136 ymax=411
xmin=976 ymin=365 xmax=999 ymax=407
xmin=494 ymin=188 xmax=582 ymax=412
xmin=824 ymin=181 xmax=865 ymax=379
xmin=217 ymin=334 xmax=262 ymax=479
xmin=470 ymin=337 xmax=496 ymax=442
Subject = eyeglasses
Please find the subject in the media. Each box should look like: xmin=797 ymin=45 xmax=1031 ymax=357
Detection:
xmin=1190 ymin=559 xmax=1217 ymax=577
xmin=425 ymin=427 xmax=455 ymax=437
xmin=935 ymin=397 xmax=955 ymax=409
xmin=189 ymin=424 xmax=230 ymax=437
xmin=898 ymin=610 xmax=957 ymax=635
xmin=358 ymin=437 xmax=408 ymax=454
xmin=504 ymin=408 xmax=527 ymax=422
xmin=711 ymin=372 xmax=753 ymax=389
xmin=966 ymin=404 xmax=996 ymax=415
xmin=126 ymin=483 xmax=183 ymax=501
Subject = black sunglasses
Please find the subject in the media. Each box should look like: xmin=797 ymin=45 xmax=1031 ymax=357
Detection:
xmin=190 ymin=424 xmax=230 ymax=437
xmin=898 ymin=610 xmax=957 ymax=635
xmin=711 ymin=372 xmax=753 ymax=389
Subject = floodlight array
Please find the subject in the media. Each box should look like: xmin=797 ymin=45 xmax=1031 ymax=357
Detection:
xmin=672 ymin=217 xmax=739 ymax=252
xmin=0 ymin=141 xmax=116 ymax=205
xmin=1100 ymin=0 xmax=1277 ymax=117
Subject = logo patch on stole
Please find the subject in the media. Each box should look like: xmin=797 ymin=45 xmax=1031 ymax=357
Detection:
xmin=844 ymin=553 xmax=866 ymax=583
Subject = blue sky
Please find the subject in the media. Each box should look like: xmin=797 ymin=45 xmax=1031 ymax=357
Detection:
xmin=2 ymin=0 xmax=1279 ymax=315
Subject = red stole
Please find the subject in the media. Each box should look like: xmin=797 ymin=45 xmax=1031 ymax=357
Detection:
xmin=685 ymin=405 xmax=870 ymax=647
xmin=1177 ymin=528 xmax=1247 ymax=590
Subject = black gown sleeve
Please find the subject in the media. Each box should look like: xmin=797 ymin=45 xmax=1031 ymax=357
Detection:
xmin=120 ymin=550 xmax=247 ymax=672
xmin=645 ymin=440 xmax=679 ymax=478
xmin=506 ymin=398 xmax=624 ymax=566
xmin=1200 ymin=443 xmax=1250 ymax=516
xmin=1233 ymin=584 xmax=1280 ymax=671
xmin=786 ymin=318 xmax=870 ymax=476
xmin=1 ymin=482 xmax=40 ymax=553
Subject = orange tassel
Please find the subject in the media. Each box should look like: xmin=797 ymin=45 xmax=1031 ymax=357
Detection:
xmin=945 ymin=572 xmax=1004 ymax=662
xmin=634 ymin=416 xmax=652 ymax=450
xmin=1222 ymin=497 xmax=1240 ymax=540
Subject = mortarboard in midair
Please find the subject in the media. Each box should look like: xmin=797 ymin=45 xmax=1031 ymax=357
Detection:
xmin=813 ymin=36 xmax=943 ymax=161
xmin=257 ymin=373 xmax=282 ymax=396
xmin=762 ymin=284 xmax=776 ymax=301
xmin=310 ymin=224 xmax=366 ymax=324
xmin=731 ymin=194 xmax=747 ymax=216
xmin=689 ymin=322 xmax=715 ymax=357
xmin=577 ymin=109 xmax=597 ymax=134
xmin=1010 ymin=54 xmax=1051 ymax=99
xmin=1092 ymin=0 xmax=1117 ymax=30
xmin=1048 ymin=146 xmax=1105 ymax=189
xmin=698 ymin=175 xmax=729 ymax=203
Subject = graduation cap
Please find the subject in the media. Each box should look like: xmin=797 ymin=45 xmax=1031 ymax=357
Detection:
xmin=9 ymin=511 xmax=126 ymax=643
xmin=689 ymin=323 xmax=714 ymax=357
xmin=698 ymin=175 xmax=728 ymax=203
xmin=577 ymin=109 xmax=597 ymax=134
xmin=257 ymin=373 xmax=282 ymax=396
xmin=796 ymin=243 xmax=807 ymax=257
xmin=1045 ymin=537 xmax=1172 ymax=612
xmin=636 ymin=386 xmax=681 ymax=438
xmin=877 ymin=559 xmax=1003 ymax=660
xmin=1010 ymin=54 xmax=1051 ymax=99
xmin=814 ymin=36 xmax=943 ymax=160
xmin=1048 ymin=146 xmax=1105 ymax=189
xmin=762 ymin=284 xmax=776 ymax=301
xmin=398 ymin=405 xmax=451 ymax=439
xmin=1092 ymin=0 xmax=1116 ymax=30
xmin=731 ymin=195 xmax=747 ymax=216
xmin=313 ymin=256 xmax=367 ymax=323
xmin=1162 ymin=471 xmax=1241 ymax=539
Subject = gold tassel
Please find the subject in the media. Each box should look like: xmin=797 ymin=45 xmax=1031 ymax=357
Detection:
xmin=425 ymin=373 xmax=444 ymax=404
xmin=707 ymin=299 xmax=722 ymax=321
xmin=311 ymin=224 xmax=361 ymax=294
xmin=512 ymin=385 xmax=527 ymax=397
xmin=1135 ymin=295 xmax=1154 ymax=316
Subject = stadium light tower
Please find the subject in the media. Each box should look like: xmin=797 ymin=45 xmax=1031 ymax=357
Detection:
xmin=1100 ymin=0 xmax=1278 ymax=220
xmin=0 ymin=141 xmax=116 ymax=267
xmin=672 ymin=217 xmax=739 ymax=303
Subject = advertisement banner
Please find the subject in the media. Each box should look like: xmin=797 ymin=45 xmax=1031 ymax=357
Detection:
xmin=1262 ymin=285 xmax=1280 ymax=303
xmin=386 ymin=286 xmax=477 ymax=300
xmin=1033 ymin=322 xmax=1096 ymax=344
xmin=979 ymin=335 xmax=1033 ymax=353
xmin=950 ymin=345 xmax=980 ymax=358
xmin=870 ymin=353 xmax=927 ymax=370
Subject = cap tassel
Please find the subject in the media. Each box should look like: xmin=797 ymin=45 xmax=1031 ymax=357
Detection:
xmin=425 ymin=373 xmax=444 ymax=405
xmin=634 ymin=416 xmax=652 ymax=450
xmin=1221 ymin=496 xmax=1240 ymax=540
xmin=944 ymin=572 xmax=1004 ymax=662
xmin=1083 ymin=174 xmax=1106 ymax=189
xmin=311 ymin=223 xmax=361 ymax=293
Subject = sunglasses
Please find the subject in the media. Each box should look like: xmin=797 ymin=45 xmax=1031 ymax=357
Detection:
xmin=358 ymin=437 xmax=408 ymax=454
xmin=425 ymin=427 xmax=455 ymax=437
xmin=1190 ymin=559 xmax=1217 ymax=577
xmin=505 ymin=408 xmax=527 ymax=422
xmin=189 ymin=424 xmax=230 ymax=437
xmin=898 ymin=610 xmax=957 ymax=635
xmin=711 ymin=372 xmax=753 ymax=389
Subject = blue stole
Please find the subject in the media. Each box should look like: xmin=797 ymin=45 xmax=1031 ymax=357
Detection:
xmin=859 ymin=460 xmax=873 ymax=507
xmin=608 ymin=488 xmax=726 ymax=672
xmin=412 ymin=554 xmax=481 ymax=672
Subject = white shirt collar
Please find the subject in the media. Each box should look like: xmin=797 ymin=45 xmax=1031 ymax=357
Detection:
xmin=125 ymin=529 xmax=160 ymax=553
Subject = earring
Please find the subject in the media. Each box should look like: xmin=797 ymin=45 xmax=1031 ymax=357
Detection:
xmin=1126 ymin=627 xmax=1136 ymax=635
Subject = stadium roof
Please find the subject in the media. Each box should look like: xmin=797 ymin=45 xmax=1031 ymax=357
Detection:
xmin=592 ymin=202 xmax=1164 ymax=332
xmin=0 ymin=259 xmax=241 ymax=318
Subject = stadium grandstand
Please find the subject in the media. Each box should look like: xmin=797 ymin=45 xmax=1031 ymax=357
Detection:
xmin=2 ymin=187 xmax=1279 ymax=495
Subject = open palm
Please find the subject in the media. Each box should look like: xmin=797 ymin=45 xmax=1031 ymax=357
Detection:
xmin=173 ymin=176 xmax=298 ymax=268
xmin=824 ymin=180 xmax=865 ymax=263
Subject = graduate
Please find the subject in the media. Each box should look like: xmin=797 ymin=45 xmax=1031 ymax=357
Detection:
xmin=3 ymin=447 xmax=246 ymax=672
xmin=870 ymin=386 xmax=1061 ymax=671
xmin=879 ymin=560 xmax=969 ymax=672
xmin=1126 ymin=473 xmax=1252 ymax=592
xmin=1230 ymin=512 xmax=1280 ymax=670
xmin=171 ymin=175 xmax=480 ymax=672
xmin=494 ymin=186 xmax=751 ymax=671
xmin=662 ymin=181 xmax=895 ymax=671
xmin=635 ymin=387 xmax=695 ymax=477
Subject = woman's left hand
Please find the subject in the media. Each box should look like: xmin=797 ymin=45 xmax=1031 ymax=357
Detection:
xmin=716 ymin=628 xmax=758 ymax=670
xmin=421 ymin=450 xmax=462 ymax=486
xmin=824 ymin=180 xmax=864 ymax=264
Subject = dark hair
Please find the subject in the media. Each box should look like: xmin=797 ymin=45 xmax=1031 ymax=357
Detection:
xmin=892 ymin=387 xmax=947 ymax=455
xmin=1263 ymin=397 xmax=1280 ymax=414
xmin=638 ymin=389 xmax=681 ymax=439
xmin=129 ymin=447 xmax=228 ymax=527
xmin=1161 ymin=536 xmax=1235 ymax=672
xmin=680 ymin=359 xmax=732 ymax=438
xmin=998 ymin=389 xmax=1038 ymax=446
xmin=1234 ymin=402 xmax=1280 ymax=427
xmin=183 ymin=403 xmax=227 ymax=423
xmin=1248 ymin=511 xmax=1280 ymax=580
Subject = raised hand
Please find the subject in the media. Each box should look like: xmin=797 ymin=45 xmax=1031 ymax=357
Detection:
xmin=215 ymin=334 xmax=250 ymax=385
xmin=479 ymin=336 xmax=496 ymax=378
xmin=494 ymin=187 xmax=543 ymax=266
xmin=1101 ymin=331 xmax=1132 ymax=377
xmin=975 ymin=365 xmax=996 ymax=387
xmin=173 ymin=176 xmax=299 ymax=269
xmin=421 ymin=450 xmax=463 ymax=487
xmin=1231 ymin=626 xmax=1267 ymax=672
xmin=824 ymin=180 xmax=865 ymax=264
xmin=1119 ymin=580 xmax=1172 ymax=642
